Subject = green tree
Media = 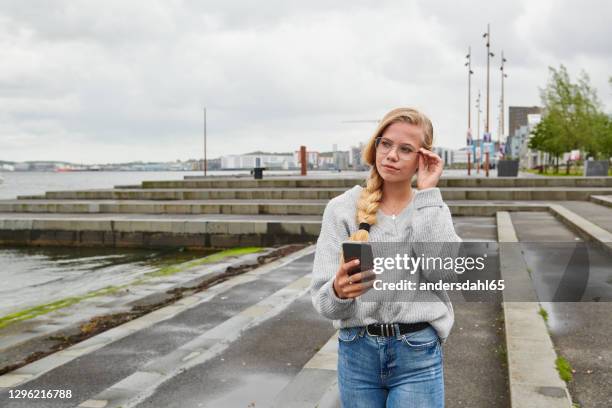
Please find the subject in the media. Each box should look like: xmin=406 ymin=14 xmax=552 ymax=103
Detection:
xmin=538 ymin=65 xmax=611 ymax=163
xmin=530 ymin=113 xmax=567 ymax=173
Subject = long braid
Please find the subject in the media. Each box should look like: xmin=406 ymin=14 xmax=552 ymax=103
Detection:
xmin=350 ymin=168 xmax=383 ymax=242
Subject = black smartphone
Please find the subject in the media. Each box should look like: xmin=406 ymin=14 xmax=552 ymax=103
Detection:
xmin=342 ymin=241 xmax=374 ymax=276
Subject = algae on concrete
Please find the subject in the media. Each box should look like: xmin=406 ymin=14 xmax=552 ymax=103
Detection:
xmin=0 ymin=246 xmax=263 ymax=330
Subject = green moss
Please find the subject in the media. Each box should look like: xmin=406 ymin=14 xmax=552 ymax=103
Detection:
xmin=538 ymin=307 xmax=549 ymax=322
xmin=556 ymin=356 xmax=573 ymax=383
xmin=0 ymin=285 xmax=124 ymax=330
xmin=495 ymin=343 xmax=508 ymax=366
xmin=144 ymin=247 xmax=261 ymax=278
xmin=0 ymin=246 xmax=262 ymax=330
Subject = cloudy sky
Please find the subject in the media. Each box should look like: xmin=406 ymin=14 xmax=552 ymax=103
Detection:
xmin=1 ymin=0 xmax=611 ymax=164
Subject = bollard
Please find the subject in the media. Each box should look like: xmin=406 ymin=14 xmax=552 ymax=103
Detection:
xmin=253 ymin=157 xmax=264 ymax=179
xmin=467 ymin=151 xmax=471 ymax=176
xmin=300 ymin=146 xmax=307 ymax=176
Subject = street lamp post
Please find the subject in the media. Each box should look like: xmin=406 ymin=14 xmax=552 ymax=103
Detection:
xmin=483 ymin=23 xmax=495 ymax=177
xmin=500 ymin=51 xmax=508 ymax=158
xmin=465 ymin=47 xmax=474 ymax=176
xmin=476 ymin=90 xmax=482 ymax=174
xmin=203 ymin=107 xmax=207 ymax=177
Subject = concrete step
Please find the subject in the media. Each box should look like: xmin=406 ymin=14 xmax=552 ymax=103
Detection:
xmin=556 ymin=200 xmax=612 ymax=235
xmin=142 ymin=178 xmax=363 ymax=189
xmin=3 ymin=201 xmax=610 ymax=250
xmin=548 ymin=203 xmax=612 ymax=254
xmin=16 ymin=187 xmax=612 ymax=201
xmin=0 ymin=199 xmax=328 ymax=215
xmin=589 ymin=194 xmax=612 ymax=208
xmin=0 ymin=201 xmax=612 ymax=250
xmin=497 ymin=212 xmax=573 ymax=407
xmin=135 ymin=176 xmax=612 ymax=189
xmin=0 ymin=204 xmax=543 ymax=251
xmin=0 ymin=212 xmax=322 ymax=249
xmin=0 ymin=199 xmax=548 ymax=216
xmin=18 ymin=187 xmax=349 ymax=201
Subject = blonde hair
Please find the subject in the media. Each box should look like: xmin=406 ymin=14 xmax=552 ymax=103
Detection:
xmin=349 ymin=107 xmax=434 ymax=242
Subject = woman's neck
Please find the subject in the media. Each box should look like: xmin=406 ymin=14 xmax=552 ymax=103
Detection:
xmin=381 ymin=179 xmax=414 ymax=207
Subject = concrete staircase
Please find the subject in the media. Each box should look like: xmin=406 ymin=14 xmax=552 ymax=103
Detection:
xmin=0 ymin=175 xmax=611 ymax=249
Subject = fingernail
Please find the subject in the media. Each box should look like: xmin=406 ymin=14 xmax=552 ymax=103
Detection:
xmin=354 ymin=259 xmax=360 ymax=264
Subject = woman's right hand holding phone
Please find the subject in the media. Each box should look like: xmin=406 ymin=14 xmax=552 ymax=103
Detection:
xmin=332 ymin=259 xmax=376 ymax=299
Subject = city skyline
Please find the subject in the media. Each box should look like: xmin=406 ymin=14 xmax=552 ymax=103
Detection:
xmin=1 ymin=1 xmax=611 ymax=163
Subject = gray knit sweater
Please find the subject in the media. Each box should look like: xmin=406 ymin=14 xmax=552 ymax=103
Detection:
xmin=309 ymin=185 xmax=463 ymax=343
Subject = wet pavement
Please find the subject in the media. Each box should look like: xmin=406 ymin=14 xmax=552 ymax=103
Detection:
xmin=6 ymin=214 xmax=598 ymax=407
xmin=134 ymin=293 xmax=333 ymax=408
xmin=511 ymin=211 xmax=612 ymax=408
xmin=0 ymin=254 xmax=314 ymax=407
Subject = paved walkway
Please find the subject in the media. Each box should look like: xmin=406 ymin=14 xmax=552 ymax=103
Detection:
xmin=511 ymin=211 xmax=612 ymax=408
xmin=557 ymin=200 xmax=612 ymax=234
xmin=0 ymin=217 xmax=510 ymax=408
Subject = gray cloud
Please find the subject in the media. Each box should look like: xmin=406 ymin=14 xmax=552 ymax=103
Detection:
xmin=0 ymin=0 xmax=610 ymax=163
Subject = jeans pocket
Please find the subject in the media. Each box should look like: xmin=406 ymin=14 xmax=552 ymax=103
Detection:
xmin=400 ymin=326 xmax=440 ymax=350
xmin=338 ymin=326 xmax=362 ymax=343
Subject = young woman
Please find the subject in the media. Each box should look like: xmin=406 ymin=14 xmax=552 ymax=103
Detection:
xmin=310 ymin=107 xmax=462 ymax=407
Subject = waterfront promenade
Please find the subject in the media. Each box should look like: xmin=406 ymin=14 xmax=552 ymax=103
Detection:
xmin=0 ymin=172 xmax=610 ymax=407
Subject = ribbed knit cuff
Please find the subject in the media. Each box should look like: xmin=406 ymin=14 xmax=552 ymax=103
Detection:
xmin=413 ymin=187 xmax=444 ymax=209
xmin=327 ymin=278 xmax=355 ymax=303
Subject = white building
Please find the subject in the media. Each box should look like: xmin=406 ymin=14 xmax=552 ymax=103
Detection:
xmin=452 ymin=147 xmax=469 ymax=164
xmin=221 ymin=152 xmax=297 ymax=170
xmin=293 ymin=150 xmax=320 ymax=168
xmin=518 ymin=114 xmax=544 ymax=168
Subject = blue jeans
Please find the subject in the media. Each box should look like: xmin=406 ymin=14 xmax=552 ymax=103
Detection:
xmin=337 ymin=324 xmax=444 ymax=407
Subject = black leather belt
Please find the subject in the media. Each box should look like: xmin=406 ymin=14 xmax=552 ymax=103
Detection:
xmin=366 ymin=322 xmax=430 ymax=337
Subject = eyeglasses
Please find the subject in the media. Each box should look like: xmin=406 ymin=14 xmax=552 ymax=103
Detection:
xmin=374 ymin=137 xmax=418 ymax=161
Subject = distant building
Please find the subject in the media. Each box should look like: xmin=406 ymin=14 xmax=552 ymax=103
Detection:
xmin=432 ymin=147 xmax=454 ymax=167
xmin=221 ymin=152 xmax=296 ymax=170
xmin=294 ymin=150 xmax=320 ymax=169
xmin=518 ymin=114 xmax=545 ymax=168
xmin=197 ymin=158 xmax=221 ymax=171
xmin=334 ymin=150 xmax=350 ymax=170
xmin=452 ymin=147 xmax=469 ymax=164
xmin=508 ymin=106 xmax=542 ymax=138
xmin=350 ymin=143 xmax=367 ymax=169
xmin=318 ymin=152 xmax=335 ymax=168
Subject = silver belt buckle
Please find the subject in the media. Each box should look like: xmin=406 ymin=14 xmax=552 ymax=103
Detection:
xmin=368 ymin=323 xmax=395 ymax=337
